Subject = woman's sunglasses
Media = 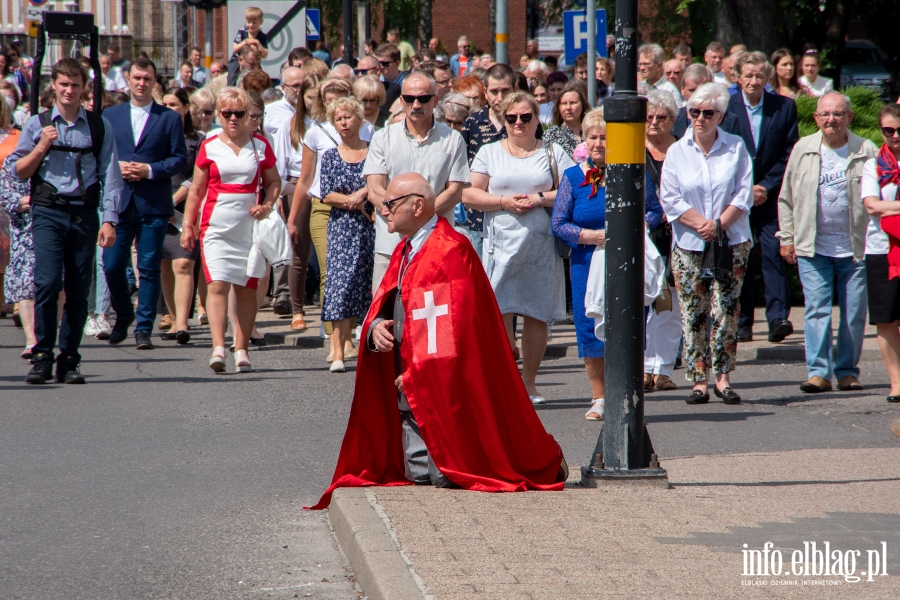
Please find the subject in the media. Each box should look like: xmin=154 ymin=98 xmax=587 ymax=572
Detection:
xmin=882 ymin=126 xmax=900 ymax=139
xmin=504 ymin=113 xmax=533 ymax=125
xmin=220 ymin=110 xmax=246 ymax=120
xmin=688 ymin=108 xmax=718 ymax=120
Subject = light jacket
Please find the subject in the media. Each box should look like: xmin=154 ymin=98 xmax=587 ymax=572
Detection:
xmin=776 ymin=130 xmax=878 ymax=261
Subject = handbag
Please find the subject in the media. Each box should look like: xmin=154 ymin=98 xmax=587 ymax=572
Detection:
xmin=700 ymin=219 xmax=734 ymax=283
xmin=544 ymin=145 xmax=571 ymax=259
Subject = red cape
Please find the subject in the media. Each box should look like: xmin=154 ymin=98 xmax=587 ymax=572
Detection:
xmin=309 ymin=217 xmax=564 ymax=509
xmin=879 ymin=215 xmax=900 ymax=280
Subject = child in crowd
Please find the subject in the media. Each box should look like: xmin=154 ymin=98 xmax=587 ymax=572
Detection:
xmin=227 ymin=7 xmax=269 ymax=85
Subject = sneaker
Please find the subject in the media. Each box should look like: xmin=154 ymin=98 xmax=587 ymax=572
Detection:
xmin=837 ymin=375 xmax=863 ymax=391
xmin=84 ymin=315 xmax=100 ymax=337
xmin=585 ymin=398 xmax=604 ymax=420
xmin=26 ymin=354 xmax=54 ymax=384
xmin=272 ymin=298 xmax=292 ymax=316
xmin=800 ymin=376 xmax=832 ymax=393
xmin=56 ymin=355 xmax=85 ymax=384
xmin=135 ymin=331 xmax=155 ymax=350
xmin=95 ymin=315 xmax=112 ymax=340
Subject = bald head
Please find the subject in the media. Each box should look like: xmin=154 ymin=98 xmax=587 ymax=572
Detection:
xmin=381 ymin=173 xmax=437 ymax=237
xmin=358 ymin=55 xmax=378 ymax=72
xmin=280 ymin=66 xmax=304 ymax=106
xmin=402 ymin=72 xmax=437 ymax=96
xmin=331 ymin=63 xmax=356 ymax=82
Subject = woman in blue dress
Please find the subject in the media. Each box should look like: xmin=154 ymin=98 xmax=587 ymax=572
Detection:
xmin=551 ymin=109 xmax=663 ymax=421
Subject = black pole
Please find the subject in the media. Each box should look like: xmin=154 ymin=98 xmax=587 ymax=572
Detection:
xmin=89 ymin=27 xmax=103 ymax=114
xmin=342 ymin=0 xmax=353 ymax=65
xmin=30 ymin=23 xmax=46 ymax=116
xmin=581 ymin=0 xmax=667 ymax=486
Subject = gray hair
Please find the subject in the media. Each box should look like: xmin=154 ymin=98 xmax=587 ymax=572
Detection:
xmin=686 ymin=82 xmax=730 ymax=113
xmin=261 ymin=87 xmax=283 ymax=104
xmin=433 ymin=104 xmax=445 ymax=123
xmin=639 ymin=43 xmax=665 ymax=65
xmin=818 ymin=91 xmax=852 ymax=113
xmin=525 ymin=60 xmax=549 ymax=78
xmin=683 ymin=64 xmax=713 ymax=84
xmin=443 ymin=101 xmax=468 ymax=122
xmin=646 ymin=90 xmax=678 ymax=120
xmin=442 ymin=92 xmax=473 ymax=114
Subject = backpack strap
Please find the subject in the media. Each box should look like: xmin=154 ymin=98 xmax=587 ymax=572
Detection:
xmin=84 ymin=110 xmax=104 ymax=160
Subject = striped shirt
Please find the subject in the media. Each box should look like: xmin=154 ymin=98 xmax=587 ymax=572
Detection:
xmin=362 ymin=118 xmax=470 ymax=255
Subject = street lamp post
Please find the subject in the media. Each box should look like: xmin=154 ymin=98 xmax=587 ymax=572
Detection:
xmin=580 ymin=0 xmax=668 ymax=487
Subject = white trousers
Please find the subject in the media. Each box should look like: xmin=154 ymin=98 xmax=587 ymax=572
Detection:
xmin=644 ymin=292 xmax=682 ymax=377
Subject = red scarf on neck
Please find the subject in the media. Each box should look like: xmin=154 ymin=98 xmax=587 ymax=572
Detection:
xmin=875 ymin=145 xmax=900 ymax=279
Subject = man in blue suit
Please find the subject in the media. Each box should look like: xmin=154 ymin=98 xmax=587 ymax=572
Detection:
xmin=102 ymin=58 xmax=188 ymax=349
xmin=726 ymin=51 xmax=799 ymax=343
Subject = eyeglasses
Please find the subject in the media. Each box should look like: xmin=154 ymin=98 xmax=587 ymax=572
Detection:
xmin=220 ymin=110 xmax=246 ymax=120
xmin=882 ymin=126 xmax=900 ymax=138
xmin=688 ymin=108 xmax=718 ymax=120
xmin=202 ymin=109 xmax=214 ymax=116
xmin=281 ymin=83 xmax=303 ymax=91
xmin=382 ymin=193 xmax=422 ymax=212
xmin=354 ymin=67 xmax=375 ymax=75
xmin=249 ymin=113 xmax=263 ymax=121
xmin=664 ymin=70 xmax=682 ymax=76
xmin=646 ymin=115 xmax=669 ymax=123
xmin=817 ymin=111 xmax=847 ymax=119
xmin=401 ymin=94 xmax=434 ymax=105
xmin=360 ymin=97 xmax=380 ymax=105
xmin=504 ymin=112 xmax=533 ymax=125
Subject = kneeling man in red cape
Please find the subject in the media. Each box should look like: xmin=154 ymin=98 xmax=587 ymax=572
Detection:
xmin=309 ymin=173 xmax=567 ymax=509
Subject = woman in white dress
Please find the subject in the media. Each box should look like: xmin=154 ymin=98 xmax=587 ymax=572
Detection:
xmin=462 ymin=92 xmax=575 ymax=403
xmin=181 ymin=87 xmax=282 ymax=373
xmin=799 ymin=50 xmax=833 ymax=98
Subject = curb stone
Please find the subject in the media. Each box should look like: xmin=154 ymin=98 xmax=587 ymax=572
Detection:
xmin=328 ymin=488 xmax=432 ymax=600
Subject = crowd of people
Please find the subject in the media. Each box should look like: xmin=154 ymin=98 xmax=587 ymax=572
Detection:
xmin=2 ymin=12 xmax=900 ymax=419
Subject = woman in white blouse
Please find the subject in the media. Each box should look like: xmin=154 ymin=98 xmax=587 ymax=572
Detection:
xmin=799 ymin=50 xmax=834 ymax=98
xmin=659 ymin=83 xmax=754 ymax=406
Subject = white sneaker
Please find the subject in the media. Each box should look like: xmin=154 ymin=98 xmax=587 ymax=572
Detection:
xmin=330 ymin=360 xmax=346 ymax=373
xmin=585 ymin=398 xmax=605 ymax=421
xmin=95 ymin=315 xmax=112 ymax=340
xmin=84 ymin=315 xmax=100 ymax=337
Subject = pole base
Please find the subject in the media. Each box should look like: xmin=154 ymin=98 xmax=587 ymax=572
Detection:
xmin=580 ymin=465 xmax=670 ymax=488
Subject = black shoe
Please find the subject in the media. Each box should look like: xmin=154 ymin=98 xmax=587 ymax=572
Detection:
xmin=674 ymin=356 xmax=683 ymax=370
xmin=175 ymin=330 xmax=190 ymax=344
xmin=128 ymin=283 xmax=139 ymax=297
xmin=25 ymin=353 xmax=54 ymax=384
xmin=160 ymin=331 xmax=178 ymax=341
xmin=109 ymin=317 xmax=134 ymax=345
xmin=713 ymin=385 xmax=741 ymax=404
xmin=135 ymin=332 xmax=155 ymax=350
xmin=888 ymin=396 xmax=900 ymax=403
xmin=685 ymin=389 xmax=710 ymax=404
xmin=737 ymin=325 xmax=753 ymax=343
xmin=272 ymin=298 xmax=292 ymax=316
xmin=768 ymin=319 xmax=794 ymax=343
xmin=250 ymin=336 xmax=267 ymax=346
xmin=56 ymin=356 xmax=85 ymax=384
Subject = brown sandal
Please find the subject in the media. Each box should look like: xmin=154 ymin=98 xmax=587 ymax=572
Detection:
xmin=290 ymin=317 xmax=308 ymax=331
xmin=157 ymin=314 xmax=173 ymax=330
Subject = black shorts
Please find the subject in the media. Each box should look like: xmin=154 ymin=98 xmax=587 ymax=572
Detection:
xmin=865 ymin=254 xmax=900 ymax=324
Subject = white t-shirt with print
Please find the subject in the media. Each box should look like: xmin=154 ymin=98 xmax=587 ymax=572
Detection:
xmin=815 ymin=143 xmax=852 ymax=257
xmin=861 ymin=157 xmax=899 ymax=255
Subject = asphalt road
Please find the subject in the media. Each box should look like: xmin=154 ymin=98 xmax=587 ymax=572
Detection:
xmin=2 ymin=315 xmax=899 ymax=599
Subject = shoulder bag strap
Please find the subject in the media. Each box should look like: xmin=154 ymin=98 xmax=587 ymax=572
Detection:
xmin=544 ymin=143 xmax=558 ymax=191
xmin=249 ymin=136 xmax=263 ymax=204
xmin=315 ymin=121 xmax=341 ymax=147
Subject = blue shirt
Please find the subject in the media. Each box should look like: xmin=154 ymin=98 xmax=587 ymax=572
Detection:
xmin=743 ymin=91 xmax=764 ymax=150
xmin=10 ymin=107 xmax=124 ymax=224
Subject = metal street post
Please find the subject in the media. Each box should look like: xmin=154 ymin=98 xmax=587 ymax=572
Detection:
xmin=495 ymin=0 xmax=508 ymax=65
xmin=343 ymin=0 xmax=353 ymax=65
xmin=205 ymin=9 xmax=213 ymax=68
xmin=581 ymin=0 xmax=668 ymax=486
xmin=586 ymin=0 xmax=596 ymax=107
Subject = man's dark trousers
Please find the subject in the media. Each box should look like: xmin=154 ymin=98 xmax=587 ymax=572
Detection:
xmin=31 ymin=205 xmax=99 ymax=362
xmin=739 ymin=215 xmax=792 ymax=329
xmin=103 ymin=201 xmax=167 ymax=334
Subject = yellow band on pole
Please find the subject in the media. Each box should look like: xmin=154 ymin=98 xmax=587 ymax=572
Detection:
xmin=606 ymin=122 xmax=646 ymax=165
xmin=495 ymin=33 xmax=509 ymax=42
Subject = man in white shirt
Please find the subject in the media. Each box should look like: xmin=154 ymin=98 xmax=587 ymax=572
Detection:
xmin=363 ymin=72 xmax=470 ymax=291
xmin=638 ymin=44 xmax=683 ymax=107
xmin=264 ymin=66 xmax=304 ymax=317
xmin=99 ymin=55 xmax=127 ymax=92
xmin=777 ymin=92 xmax=878 ymax=393
xmin=704 ymin=41 xmax=727 ymax=85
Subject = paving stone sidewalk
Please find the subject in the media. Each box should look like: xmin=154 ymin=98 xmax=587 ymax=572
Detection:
xmin=330 ymin=448 xmax=900 ymax=599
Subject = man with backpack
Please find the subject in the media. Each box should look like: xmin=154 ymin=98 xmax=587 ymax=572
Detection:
xmin=10 ymin=58 xmax=123 ymax=384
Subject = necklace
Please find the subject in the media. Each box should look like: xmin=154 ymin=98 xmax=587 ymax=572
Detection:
xmin=506 ymin=138 xmax=539 ymax=157
xmin=340 ymin=142 xmax=368 ymax=162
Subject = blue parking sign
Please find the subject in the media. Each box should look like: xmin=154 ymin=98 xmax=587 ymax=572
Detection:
xmin=306 ymin=9 xmax=320 ymax=40
xmin=563 ymin=10 xmax=607 ymax=65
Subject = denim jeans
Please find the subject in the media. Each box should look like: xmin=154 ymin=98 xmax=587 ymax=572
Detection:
xmin=103 ymin=201 xmax=168 ymax=334
xmin=797 ymin=254 xmax=867 ymax=380
xmin=31 ymin=205 xmax=99 ymax=362
xmin=87 ymin=244 xmax=111 ymax=315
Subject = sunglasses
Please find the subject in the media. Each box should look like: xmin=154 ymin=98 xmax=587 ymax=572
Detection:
xmin=504 ymin=112 xmax=533 ymax=125
xmin=647 ymin=115 xmax=669 ymax=123
xmin=379 ymin=60 xmax=396 ymax=67
xmin=401 ymin=94 xmax=434 ymax=105
xmin=220 ymin=110 xmax=246 ymax=120
xmin=202 ymin=109 xmax=214 ymax=116
xmin=688 ymin=108 xmax=718 ymax=120
xmin=354 ymin=67 xmax=375 ymax=75
xmin=382 ymin=193 xmax=422 ymax=212
xmin=882 ymin=126 xmax=900 ymax=138
xmin=360 ymin=97 xmax=380 ymax=105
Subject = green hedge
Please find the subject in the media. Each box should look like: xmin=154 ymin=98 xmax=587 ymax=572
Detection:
xmin=795 ymin=87 xmax=885 ymax=145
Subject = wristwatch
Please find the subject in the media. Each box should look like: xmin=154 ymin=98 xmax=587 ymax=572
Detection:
xmin=538 ymin=192 xmax=546 ymax=205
